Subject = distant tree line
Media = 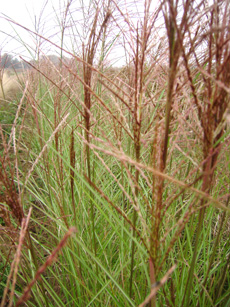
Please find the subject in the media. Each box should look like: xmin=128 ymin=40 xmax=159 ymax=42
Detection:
xmin=0 ymin=53 xmax=72 ymax=71
xmin=0 ymin=53 xmax=30 ymax=70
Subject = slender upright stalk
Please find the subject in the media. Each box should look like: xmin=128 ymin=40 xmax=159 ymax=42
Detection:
xmin=82 ymin=4 xmax=111 ymax=270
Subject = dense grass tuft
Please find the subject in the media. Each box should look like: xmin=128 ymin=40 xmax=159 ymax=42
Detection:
xmin=0 ymin=1 xmax=230 ymax=306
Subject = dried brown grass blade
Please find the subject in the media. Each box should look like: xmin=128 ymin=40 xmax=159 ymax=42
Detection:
xmin=0 ymin=207 xmax=32 ymax=307
xmin=16 ymin=227 xmax=76 ymax=306
xmin=139 ymin=264 xmax=177 ymax=307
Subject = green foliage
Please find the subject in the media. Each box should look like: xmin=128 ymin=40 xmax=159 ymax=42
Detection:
xmin=0 ymin=262 xmax=10 ymax=298
xmin=0 ymin=1 xmax=230 ymax=306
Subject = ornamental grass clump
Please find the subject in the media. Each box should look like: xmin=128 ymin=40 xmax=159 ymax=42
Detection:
xmin=0 ymin=0 xmax=229 ymax=306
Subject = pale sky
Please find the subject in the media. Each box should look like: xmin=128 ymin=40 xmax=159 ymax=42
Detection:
xmin=0 ymin=0 xmax=162 ymax=66
xmin=0 ymin=0 xmax=75 ymax=58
